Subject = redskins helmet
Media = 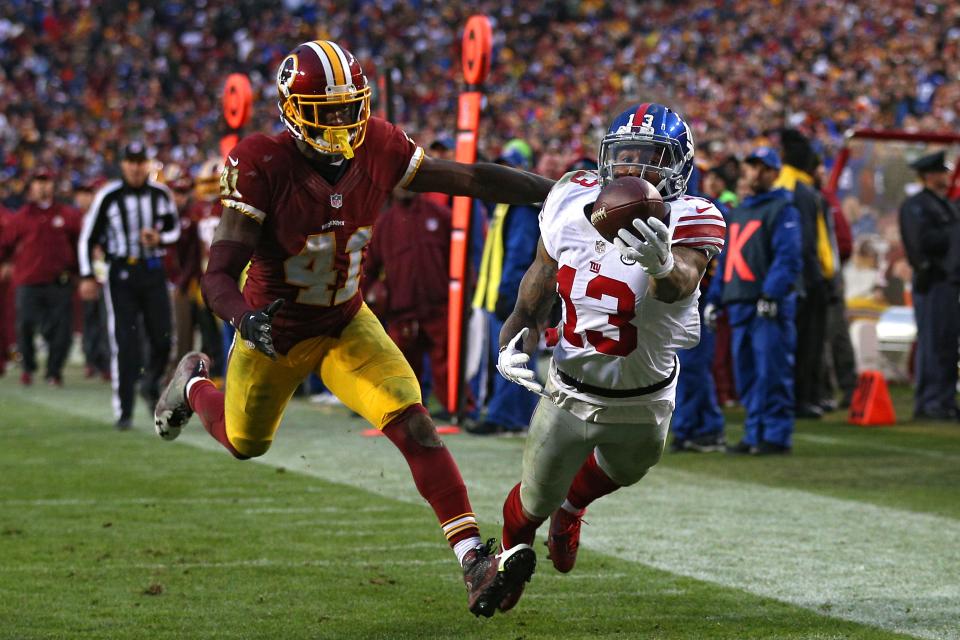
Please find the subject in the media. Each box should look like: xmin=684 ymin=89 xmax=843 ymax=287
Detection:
xmin=194 ymin=157 xmax=223 ymax=202
xmin=276 ymin=40 xmax=371 ymax=159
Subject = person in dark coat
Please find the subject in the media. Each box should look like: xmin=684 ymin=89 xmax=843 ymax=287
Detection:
xmin=898 ymin=151 xmax=960 ymax=420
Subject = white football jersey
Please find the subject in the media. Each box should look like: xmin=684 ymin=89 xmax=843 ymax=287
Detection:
xmin=539 ymin=170 xmax=726 ymax=406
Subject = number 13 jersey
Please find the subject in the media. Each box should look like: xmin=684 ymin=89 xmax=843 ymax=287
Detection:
xmin=539 ymin=170 xmax=726 ymax=399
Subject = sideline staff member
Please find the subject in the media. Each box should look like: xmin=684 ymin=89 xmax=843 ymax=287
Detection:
xmin=899 ymin=150 xmax=960 ymax=420
xmin=78 ymin=142 xmax=180 ymax=430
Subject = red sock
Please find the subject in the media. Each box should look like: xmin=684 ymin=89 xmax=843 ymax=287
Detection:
xmin=566 ymin=450 xmax=620 ymax=511
xmin=382 ymin=404 xmax=479 ymax=547
xmin=501 ymin=482 xmax=545 ymax=549
xmin=187 ymin=380 xmax=247 ymax=459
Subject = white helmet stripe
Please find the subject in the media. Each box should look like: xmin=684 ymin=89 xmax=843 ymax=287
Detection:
xmin=326 ymin=41 xmax=352 ymax=86
xmin=302 ymin=40 xmax=336 ymax=88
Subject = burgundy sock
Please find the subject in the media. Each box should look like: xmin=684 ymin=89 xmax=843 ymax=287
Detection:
xmin=187 ymin=380 xmax=247 ymax=459
xmin=382 ymin=404 xmax=479 ymax=547
xmin=501 ymin=482 xmax=545 ymax=549
xmin=566 ymin=451 xmax=620 ymax=511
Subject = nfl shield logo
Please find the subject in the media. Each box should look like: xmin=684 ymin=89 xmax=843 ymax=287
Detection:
xmin=330 ymin=193 xmax=343 ymax=208
xmin=595 ymin=240 xmax=606 ymax=254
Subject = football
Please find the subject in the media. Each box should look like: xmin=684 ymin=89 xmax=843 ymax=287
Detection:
xmin=589 ymin=176 xmax=666 ymax=243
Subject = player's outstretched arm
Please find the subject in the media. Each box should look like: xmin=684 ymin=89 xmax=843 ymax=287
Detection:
xmin=498 ymin=239 xmax=558 ymax=353
xmin=200 ymin=208 xmax=262 ymax=328
xmin=648 ymin=246 xmax=709 ymax=303
xmin=406 ymin=157 xmax=554 ymax=204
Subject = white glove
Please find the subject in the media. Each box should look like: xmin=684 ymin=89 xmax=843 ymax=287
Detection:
xmin=613 ymin=217 xmax=675 ymax=279
xmin=496 ymin=328 xmax=543 ymax=394
xmin=703 ymin=303 xmax=719 ymax=331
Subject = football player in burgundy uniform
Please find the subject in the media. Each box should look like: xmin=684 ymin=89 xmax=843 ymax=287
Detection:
xmin=153 ymin=40 xmax=553 ymax=618
xmin=492 ymin=104 xmax=726 ymax=611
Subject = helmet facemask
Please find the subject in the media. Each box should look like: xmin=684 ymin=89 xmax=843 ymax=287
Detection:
xmin=279 ymin=87 xmax=371 ymax=159
xmin=598 ymin=134 xmax=688 ymax=199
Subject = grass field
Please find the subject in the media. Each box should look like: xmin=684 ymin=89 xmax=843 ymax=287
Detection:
xmin=1 ymin=366 xmax=958 ymax=639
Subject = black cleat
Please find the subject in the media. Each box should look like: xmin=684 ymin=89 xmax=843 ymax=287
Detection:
xmin=462 ymin=539 xmax=500 ymax=618
xmin=496 ymin=543 xmax=537 ymax=613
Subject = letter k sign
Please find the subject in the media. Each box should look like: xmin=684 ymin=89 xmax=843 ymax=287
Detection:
xmin=723 ymin=220 xmax=761 ymax=282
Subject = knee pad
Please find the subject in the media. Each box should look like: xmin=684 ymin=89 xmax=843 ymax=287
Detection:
xmin=595 ymin=447 xmax=655 ymax=487
xmin=385 ymin=404 xmax=439 ymax=448
xmin=228 ymin=436 xmax=268 ymax=460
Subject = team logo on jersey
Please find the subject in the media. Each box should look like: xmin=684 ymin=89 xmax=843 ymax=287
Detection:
xmin=595 ymin=240 xmax=605 ymax=254
xmin=330 ymin=193 xmax=343 ymax=208
xmin=589 ymin=261 xmax=601 ymax=274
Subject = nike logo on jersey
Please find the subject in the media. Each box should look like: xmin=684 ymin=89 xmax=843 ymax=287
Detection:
xmin=228 ymin=156 xmax=239 ymax=166
xmin=695 ymin=206 xmax=712 ymax=213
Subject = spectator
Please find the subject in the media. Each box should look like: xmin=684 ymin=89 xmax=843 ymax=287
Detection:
xmin=819 ymin=169 xmax=858 ymax=411
xmin=700 ymin=164 xmax=739 ymax=408
xmin=0 ymin=169 xmax=82 ymax=386
xmin=467 ymin=139 xmax=541 ymax=436
xmin=0 ymin=205 xmax=13 ymax=376
xmin=72 ymin=181 xmax=110 ymax=381
xmin=363 ymin=186 xmax=454 ymax=410
xmin=898 ymin=151 xmax=960 ymax=420
xmin=672 ymin=220 xmax=727 ymax=452
xmin=168 ymin=169 xmax=223 ymax=375
xmin=709 ymin=147 xmax=802 ymax=455
xmin=77 ymin=142 xmax=180 ymax=430
xmin=776 ymin=130 xmax=839 ymax=420
xmin=701 ymin=166 xmax=739 ymax=209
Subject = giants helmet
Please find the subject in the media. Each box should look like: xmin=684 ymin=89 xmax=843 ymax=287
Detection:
xmin=276 ymin=40 xmax=371 ymax=159
xmin=598 ymin=103 xmax=695 ymax=200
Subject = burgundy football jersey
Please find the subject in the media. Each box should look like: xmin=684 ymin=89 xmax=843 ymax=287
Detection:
xmin=220 ymin=117 xmax=423 ymax=351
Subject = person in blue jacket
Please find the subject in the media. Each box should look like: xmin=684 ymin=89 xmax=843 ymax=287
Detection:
xmin=467 ymin=140 xmax=542 ymax=435
xmin=706 ymin=147 xmax=802 ymax=454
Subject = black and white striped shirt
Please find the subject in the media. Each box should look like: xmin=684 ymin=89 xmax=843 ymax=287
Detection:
xmin=78 ymin=179 xmax=180 ymax=277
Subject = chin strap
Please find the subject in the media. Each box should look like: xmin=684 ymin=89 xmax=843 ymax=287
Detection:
xmin=324 ymin=128 xmax=355 ymax=159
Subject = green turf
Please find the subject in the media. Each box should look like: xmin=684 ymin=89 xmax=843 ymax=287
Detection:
xmin=0 ymin=371 xmax=949 ymax=639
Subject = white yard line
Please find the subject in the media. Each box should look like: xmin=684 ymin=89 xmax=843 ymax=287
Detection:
xmin=795 ymin=433 xmax=960 ymax=461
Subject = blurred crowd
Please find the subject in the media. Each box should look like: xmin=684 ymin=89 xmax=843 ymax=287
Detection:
xmin=2 ymin=1 xmax=959 ymax=428
xmin=2 ymin=0 xmax=959 ymax=207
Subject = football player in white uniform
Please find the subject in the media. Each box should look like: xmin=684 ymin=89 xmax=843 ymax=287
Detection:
xmin=490 ymin=104 xmax=726 ymax=612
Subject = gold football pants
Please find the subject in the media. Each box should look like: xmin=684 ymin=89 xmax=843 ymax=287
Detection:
xmin=224 ymin=304 xmax=421 ymax=456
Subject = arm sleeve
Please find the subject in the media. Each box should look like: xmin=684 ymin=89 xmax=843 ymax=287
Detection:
xmin=794 ymin=187 xmax=824 ymax=291
xmin=201 ymin=240 xmax=255 ymax=328
xmin=833 ymin=205 xmax=852 ymax=263
xmin=762 ymin=204 xmax=803 ymax=300
xmin=369 ymin=119 xmax=422 ymax=190
xmin=78 ymin=189 xmax=111 ymax=278
xmin=672 ymin=204 xmax=727 ymax=258
xmin=155 ymin=185 xmax=181 ymax=245
xmin=220 ymin=136 xmax=273 ymax=224
xmin=497 ymin=205 xmax=541 ymax=308
xmin=0 ymin=216 xmax=17 ymax=263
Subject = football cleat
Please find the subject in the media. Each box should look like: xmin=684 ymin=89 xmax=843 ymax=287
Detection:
xmin=462 ymin=539 xmax=500 ymax=618
xmin=154 ymin=351 xmax=211 ymax=441
xmin=496 ymin=543 xmax=537 ymax=613
xmin=546 ymin=507 xmax=585 ymax=573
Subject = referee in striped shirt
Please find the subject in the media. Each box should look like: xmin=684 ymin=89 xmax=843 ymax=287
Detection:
xmin=78 ymin=142 xmax=181 ymax=430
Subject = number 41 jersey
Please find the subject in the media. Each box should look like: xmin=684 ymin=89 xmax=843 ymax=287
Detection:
xmin=220 ymin=117 xmax=423 ymax=353
xmin=540 ymin=170 xmax=726 ymax=400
